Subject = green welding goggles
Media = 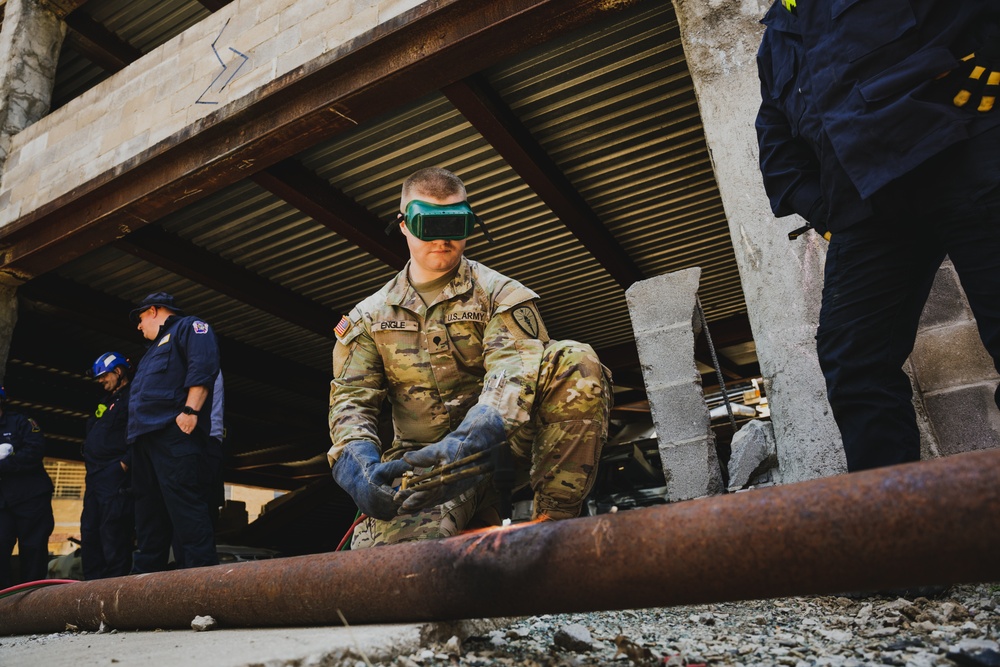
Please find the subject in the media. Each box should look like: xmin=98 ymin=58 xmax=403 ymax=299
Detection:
xmin=386 ymin=200 xmax=495 ymax=243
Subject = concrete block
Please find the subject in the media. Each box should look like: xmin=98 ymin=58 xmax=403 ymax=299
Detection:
xmin=222 ymin=3 xmax=264 ymax=39
xmin=379 ymin=0 xmax=424 ymax=22
xmin=647 ymin=380 xmax=713 ymax=447
xmin=922 ymin=384 xmax=1000 ymax=456
xmin=277 ymin=36 xmax=328 ymax=80
xmin=352 ymin=2 xmax=381 ymax=35
xmin=249 ymin=33 xmax=283 ymax=74
xmin=659 ymin=437 xmax=724 ymax=502
xmin=918 ymin=262 xmax=972 ymax=330
xmin=634 ymin=325 xmax=700 ymax=391
xmin=122 ymin=85 xmax=158 ymax=122
xmin=18 ymin=132 xmax=47 ymax=164
xmin=625 ymin=268 xmax=702 ymax=335
xmin=12 ymin=171 xmax=39 ymax=206
xmin=279 ymin=0 xmax=329 ymax=30
xmin=727 ymin=420 xmax=777 ymax=491
xmin=239 ymin=13 xmax=281 ymax=52
xmin=302 ymin=2 xmax=353 ymax=43
xmin=46 ymin=110 xmax=77 ymax=146
xmin=99 ymin=112 xmax=136 ymax=156
xmin=273 ymin=23 xmax=303 ymax=62
xmin=910 ymin=322 xmax=1000 ymax=392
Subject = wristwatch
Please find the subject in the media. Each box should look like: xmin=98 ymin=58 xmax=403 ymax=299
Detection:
xmin=181 ymin=405 xmax=201 ymax=416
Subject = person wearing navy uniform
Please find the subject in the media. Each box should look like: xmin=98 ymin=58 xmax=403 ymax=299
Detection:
xmin=0 ymin=388 xmax=53 ymax=587
xmin=756 ymin=0 xmax=1000 ymax=471
xmin=81 ymin=352 xmax=135 ymax=580
xmin=127 ymin=292 xmax=220 ymax=572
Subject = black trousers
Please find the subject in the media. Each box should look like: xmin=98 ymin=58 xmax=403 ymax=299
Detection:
xmin=0 ymin=493 xmax=54 ymax=587
xmin=81 ymin=464 xmax=134 ymax=580
xmin=817 ymin=128 xmax=1000 ymax=471
xmin=131 ymin=425 xmax=218 ymax=573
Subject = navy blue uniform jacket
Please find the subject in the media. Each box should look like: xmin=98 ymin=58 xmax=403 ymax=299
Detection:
xmin=756 ymin=0 xmax=1000 ymax=232
xmin=127 ymin=315 xmax=220 ymax=448
xmin=0 ymin=411 xmax=53 ymax=507
xmin=84 ymin=387 xmax=131 ymax=473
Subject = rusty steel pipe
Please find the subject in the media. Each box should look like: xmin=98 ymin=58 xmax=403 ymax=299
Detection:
xmin=2 ymin=449 xmax=998 ymax=635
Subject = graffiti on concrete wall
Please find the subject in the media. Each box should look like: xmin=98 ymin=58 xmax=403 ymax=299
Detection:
xmin=196 ymin=18 xmax=248 ymax=105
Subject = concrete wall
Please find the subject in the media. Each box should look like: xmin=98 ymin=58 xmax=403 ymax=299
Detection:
xmin=0 ymin=0 xmax=424 ymax=226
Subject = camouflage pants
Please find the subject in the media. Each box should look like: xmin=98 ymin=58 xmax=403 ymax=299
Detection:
xmin=351 ymin=339 xmax=611 ymax=549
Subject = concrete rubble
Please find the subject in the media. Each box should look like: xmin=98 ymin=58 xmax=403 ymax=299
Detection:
xmin=727 ymin=420 xmax=779 ymax=491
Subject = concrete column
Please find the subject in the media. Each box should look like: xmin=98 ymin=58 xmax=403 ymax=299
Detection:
xmin=626 ymin=267 xmax=724 ymax=501
xmin=0 ymin=285 xmax=16 ymax=385
xmin=0 ymin=0 xmax=66 ymax=376
xmin=670 ymin=0 xmax=846 ymax=483
xmin=0 ymin=0 xmax=66 ymax=172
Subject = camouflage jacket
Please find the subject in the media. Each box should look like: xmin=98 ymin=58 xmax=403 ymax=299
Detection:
xmin=328 ymin=257 xmax=549 ymax=464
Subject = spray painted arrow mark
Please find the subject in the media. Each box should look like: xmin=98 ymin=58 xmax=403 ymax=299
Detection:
xmin=196 ymin=18 xmax=249 ymax=105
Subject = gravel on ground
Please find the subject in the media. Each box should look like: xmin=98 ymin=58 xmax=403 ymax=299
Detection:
xmin=380 ymin=584 xmax=1000 ymax=667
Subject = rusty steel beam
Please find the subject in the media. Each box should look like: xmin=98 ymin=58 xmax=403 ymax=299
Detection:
xmin=251 ymin=159 xmax=409 ymax=271
xmin=42 ymin=0 xmax=89 ymax=19
xmin=443 ymin=75 xmax=646 ymax=290
xmin=0 ymin=0 xmax=646 ymax=281
xmin=2 ymin=449 xmax=998 ymax=635
xmin=197 ymin=0 xmax=235 ymax=11
xmin=19 ymin=274 xmax=329 ymax=399
xmin=114 ymin=226 xmax=340 ymax=338
xmin=64 ymin=11 xmax=143 ymax=72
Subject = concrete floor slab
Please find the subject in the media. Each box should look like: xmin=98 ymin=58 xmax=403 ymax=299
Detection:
xmin=0 ymin=619 xmax=508 ymax=666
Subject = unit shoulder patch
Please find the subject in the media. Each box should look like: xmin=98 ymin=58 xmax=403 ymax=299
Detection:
xmin=192 ymin=321 xmax=210 ymax=334
xmin=28 ymin=418 xmax=40 ymax=432
xmin=512 ymin=305 xmax=540 ymax=338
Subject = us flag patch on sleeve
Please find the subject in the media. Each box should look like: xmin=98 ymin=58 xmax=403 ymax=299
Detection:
xmin=334 ymin=315 xmax=352 ymax=338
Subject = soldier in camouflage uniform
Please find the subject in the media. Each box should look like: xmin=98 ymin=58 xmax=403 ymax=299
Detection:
xmin=328 ymin=168 xmax=611 ymax=548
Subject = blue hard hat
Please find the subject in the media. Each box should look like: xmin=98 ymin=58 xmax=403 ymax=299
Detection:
xmin=91 ymin=352 xmax=131 ymax=379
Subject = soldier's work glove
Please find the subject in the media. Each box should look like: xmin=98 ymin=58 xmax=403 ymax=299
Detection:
xmin=331 ymin=440 xmax=412 ymax=520
xmin=395 ymin=404 xmax=506 ymax=514
xmin=946 ymin=25 xmax=1000 ymax=112
xmin=0 ymin=443 xmax=12 ymax=460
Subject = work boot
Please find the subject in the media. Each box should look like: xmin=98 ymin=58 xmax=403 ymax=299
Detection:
xmin=532 ymin=494 xmax=583 ymax=522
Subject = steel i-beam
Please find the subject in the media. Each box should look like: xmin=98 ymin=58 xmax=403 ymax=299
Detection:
xmin=1 ymin=448 xmax=997 ymax=635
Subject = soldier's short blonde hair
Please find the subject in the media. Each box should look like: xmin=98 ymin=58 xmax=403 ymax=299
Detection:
xmin=401 ymin=167 xmax=467 ymax=203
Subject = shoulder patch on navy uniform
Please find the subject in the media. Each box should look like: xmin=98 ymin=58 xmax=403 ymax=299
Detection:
xmin=28 ymin=418 xmax=40 ymax=432
xmin=192 ymin=321 xmax=209 ymax=334
xmin=511 ymin=305 xmax=540 ymax=338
